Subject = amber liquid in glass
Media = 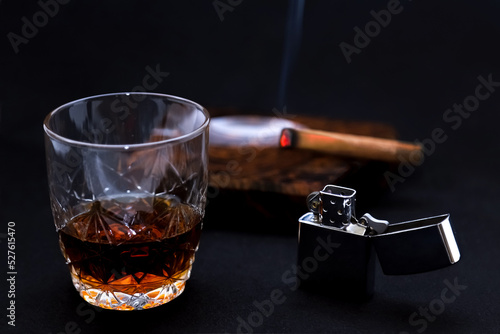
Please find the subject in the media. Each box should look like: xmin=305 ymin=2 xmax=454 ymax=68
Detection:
xmin=58 ymin=196 xmax=202 ymax=310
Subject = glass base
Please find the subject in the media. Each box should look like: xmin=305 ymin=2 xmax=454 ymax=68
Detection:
xmin=72 ymin=275 xmax=187 ymax=310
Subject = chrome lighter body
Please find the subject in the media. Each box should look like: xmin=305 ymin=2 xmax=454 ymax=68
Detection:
xmin=297 ymin=185 xmax=460 ymax=299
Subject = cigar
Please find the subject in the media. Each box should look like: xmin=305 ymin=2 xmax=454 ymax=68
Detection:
xmin=279 ymin=128 xmax=422 ymax=163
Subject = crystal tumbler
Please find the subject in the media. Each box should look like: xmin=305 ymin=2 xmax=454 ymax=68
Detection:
xmin=44 ymin=93 xmax=209 ymax=310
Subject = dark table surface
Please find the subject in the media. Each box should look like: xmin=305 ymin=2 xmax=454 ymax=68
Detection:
xmin=1 ymin=1 xmax=500 ymax=333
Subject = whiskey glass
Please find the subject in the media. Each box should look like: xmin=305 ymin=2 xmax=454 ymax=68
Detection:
xmin=44 ymin=93 xmax=209 ymax=310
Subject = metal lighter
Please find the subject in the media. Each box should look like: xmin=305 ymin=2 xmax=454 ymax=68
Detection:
xmin=297 ymin=185 xmax=460 ymax=299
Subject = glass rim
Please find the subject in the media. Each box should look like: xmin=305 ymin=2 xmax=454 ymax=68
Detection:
xmin=43 ymin=92 xmax=210 ymax=150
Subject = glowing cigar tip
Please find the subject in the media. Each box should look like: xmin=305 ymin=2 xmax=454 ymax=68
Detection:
xmin=280 ymin=128 xmax=294 ymax=148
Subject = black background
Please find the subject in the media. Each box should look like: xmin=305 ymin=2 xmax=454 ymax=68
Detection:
xmin=1 ymin=0 xmax=500 ymax=333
